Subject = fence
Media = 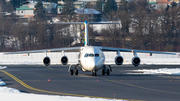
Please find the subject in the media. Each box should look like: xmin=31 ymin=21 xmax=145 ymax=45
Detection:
xmin=0 ymin=51 xmax=180 ymax=65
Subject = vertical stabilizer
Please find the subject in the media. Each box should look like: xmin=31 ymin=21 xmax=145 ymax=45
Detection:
xmin=84 ymin=21 xmax=89 ymax=46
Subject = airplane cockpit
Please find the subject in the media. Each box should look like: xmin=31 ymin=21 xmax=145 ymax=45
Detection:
xmin=84 ymin=53 xmax=103 ymax=57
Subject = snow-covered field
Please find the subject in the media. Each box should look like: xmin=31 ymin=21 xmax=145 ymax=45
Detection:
xmin=0 ymin=83 xmax=123 ymax=101
xmin=0 ymin=86 xmax=122 ymax=101
xmin=132 ymin=68 xmax=180 ymax=75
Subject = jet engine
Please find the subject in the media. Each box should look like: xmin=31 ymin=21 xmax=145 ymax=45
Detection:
xmin=43 ymin=56 xmax=51 ymax=66
xmin=132 ymin=57 xmax=141 ymax=66
xmin=115 ymin=56 xmax=123 ymax=65
xmin=61 ymin=56 xmax=68 ymax=65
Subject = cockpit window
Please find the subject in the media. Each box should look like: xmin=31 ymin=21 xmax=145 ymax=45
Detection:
xmin=84 ymin=53 xmax=100 ymax=57
xmin=95 ymin=54 xmax=99 ymax=57
xmin=84 ymin=54 xmax=89 ymax=57
xmin=89 ymin=54 xmax=94 ymax=57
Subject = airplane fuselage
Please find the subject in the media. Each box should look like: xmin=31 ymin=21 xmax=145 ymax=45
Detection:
xmin=79 ymin=46 xmax=105 ymax=72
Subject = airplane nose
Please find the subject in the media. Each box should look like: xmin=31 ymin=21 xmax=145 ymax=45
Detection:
xmin=87 ymin=58 xmax=101 ymax=71
xmin=90 ymin=61 xmax=95 ymax=68
xmin=91 ymin=60 xmax=100 ymax=69
xmin=87 ymin=61 xmax=96 ymax=71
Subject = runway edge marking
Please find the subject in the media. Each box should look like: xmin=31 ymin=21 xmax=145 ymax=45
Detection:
xmin=0 ymin=70 xmax=142 ymax=101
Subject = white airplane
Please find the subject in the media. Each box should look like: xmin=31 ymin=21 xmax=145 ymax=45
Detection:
xmin=4 ymin=21 xmax=176 ymax=76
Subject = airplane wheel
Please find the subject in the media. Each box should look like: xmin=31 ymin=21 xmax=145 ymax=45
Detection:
xmin=91 ymin=71 xmax=93 ymax=76
xmin=102 ymin=69 xmax=105 ymax=75
xmin=70 ymin=69 xmax=74 ymax=75
xmin=91 ymin=72 xmax=94 ymax=76
xmin=75 ymin=70 xmax=78 ymax=75
xmin=95 ymin=72 xmax=97 ymax=76
xmin=107 ymin=69 xmax=110 ymax=75
xmin=91 ymin=71 xmax=96 ymax=76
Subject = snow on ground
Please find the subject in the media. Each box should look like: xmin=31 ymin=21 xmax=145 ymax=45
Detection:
xmin=0 ymin=87 xmax=20 ymax=94
xmin=132 ymin=68 xmax=180 ymax=75
xmin=0 ymin=66 xmax=7 ymax=69
xmin=92 ymin=21 xmax=121 ymax=33
xmin=0 ymin=92 xmax=122 ymax=101
xmin=0 ymin=79 xmax=6 ymax=86
xmin=0 ymin=79 xmax=123 ymax=101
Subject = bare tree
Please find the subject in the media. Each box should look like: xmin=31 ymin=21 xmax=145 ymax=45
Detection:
xmin=0 ymin=17 xmax=13 ymax=51
xmin=100 ymin=24 xmax=122 ymax=47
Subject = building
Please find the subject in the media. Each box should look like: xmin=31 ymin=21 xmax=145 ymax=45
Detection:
xmin=157 ymin=0 xmax=170 ymax=9
xmin=77 ymin=0 xmax=97 ymax=4
xmin=149 ymin=0 xmax=179 ymax=10
xmin=57 ymin=1 xmax=84 ymax=14
xmin=16 ymin=1 xmax=57 ymax=18
xmin=16 ymin=6 xmax=35 ymax=18
xmin=74 ymin=8 xmax=102 ymax=22
xmin=149 ymin=0 xmax=158 ymax=10
xmin=57 ymin=0 xmax=124 ymax=14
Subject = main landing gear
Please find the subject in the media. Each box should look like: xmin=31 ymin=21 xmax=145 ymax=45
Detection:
xmin=69 ymin=65 xmax=79 ymax=75
xmin=91 ymin=71 xmax=97 ymax=76
xmin=102 ymin=65 xmax=112 ymax=75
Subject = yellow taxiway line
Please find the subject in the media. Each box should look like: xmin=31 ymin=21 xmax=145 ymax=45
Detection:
xmin=46 ymin=66 xmax=53 ymax=70
xmin=0 ymin=70 xmax=142 ymax=101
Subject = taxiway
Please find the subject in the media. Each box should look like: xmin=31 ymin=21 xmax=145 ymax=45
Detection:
xmin=0 ymin=65 xmax=180 ymax=101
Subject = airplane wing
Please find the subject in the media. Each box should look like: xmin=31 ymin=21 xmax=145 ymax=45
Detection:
xmin=3 ymin=47 xmax=82 ymax=54
xmin=98 ymin=46 xmax=176 ymax=55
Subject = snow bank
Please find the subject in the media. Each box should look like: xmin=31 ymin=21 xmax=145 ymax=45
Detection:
xmin=0 ymin=92 xmax=122 ymax=101
xmin=0 ymin=66 xmax=7 ymax=69
xmin=0 ymin=52 xmax=179 ymax=65
xmin=0 ymin=79 xmax=6 ymax=86
xmin=0 ymin=79 xmax=122 ymax=101
xmin=0 ymin=87 xmax=20 ymax=94
xmin=133 ymin=68 xmax=180 ymax=75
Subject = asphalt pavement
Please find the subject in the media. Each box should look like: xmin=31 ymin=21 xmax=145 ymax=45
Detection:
xmin=0 ymin=65 xmax=180 ymax=101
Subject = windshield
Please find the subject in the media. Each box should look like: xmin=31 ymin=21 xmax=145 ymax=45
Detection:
xmin=84 ymin=53 xmax=100 ymax=57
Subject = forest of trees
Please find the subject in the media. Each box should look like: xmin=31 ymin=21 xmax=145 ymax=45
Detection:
xmin=96 ymin=0 xmax=180 ymax=52
xmin=0 ymin=0 xmax=180 ymax=52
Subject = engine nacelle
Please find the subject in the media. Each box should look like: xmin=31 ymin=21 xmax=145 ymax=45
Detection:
xmin=43 ymin=56 xmax=51 ymax=66
xmin=115 ymin=56 xmax=123 ymax=65
xmin=132 ymin=57 xmax=141 ymax=66
xmin=61 ymin=56 xmax=68 ymax=65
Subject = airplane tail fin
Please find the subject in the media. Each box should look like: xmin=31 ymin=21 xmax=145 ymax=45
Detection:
xmin=84 ymin=21 xmax=88 ymax=46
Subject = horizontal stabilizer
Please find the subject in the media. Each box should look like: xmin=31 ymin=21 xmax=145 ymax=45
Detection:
xmin=52 ymin=21 xmax=120 ymax=25
xmin=52 ymin=22 xmax=84 ymax=24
